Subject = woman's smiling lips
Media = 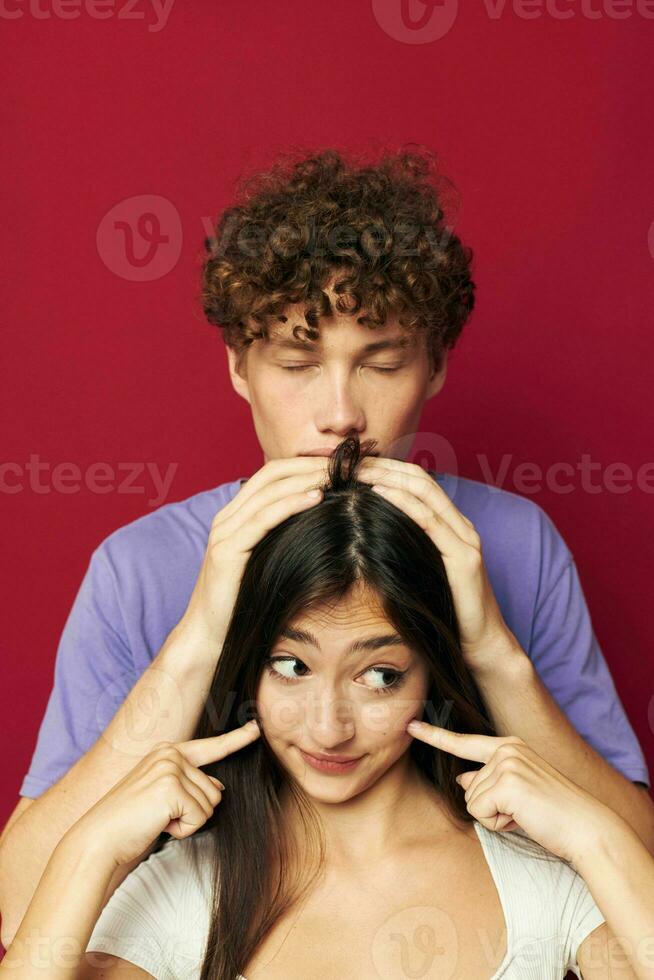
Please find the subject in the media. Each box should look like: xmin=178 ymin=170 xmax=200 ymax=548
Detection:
xmin=299 ymin=748 xmax=365 ymax=773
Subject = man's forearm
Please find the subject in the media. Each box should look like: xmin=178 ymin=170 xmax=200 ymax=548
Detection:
xmin=0 ymin=621 xmax=219 ymax=947
xmin=471 ymin=638 xmax=654 ymax=854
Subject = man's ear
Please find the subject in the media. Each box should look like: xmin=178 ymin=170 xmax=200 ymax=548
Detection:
xmin=225 ymin=345 xmax=251 ymax=405
xmin=426 ymin=349 xmax=448 ymax=400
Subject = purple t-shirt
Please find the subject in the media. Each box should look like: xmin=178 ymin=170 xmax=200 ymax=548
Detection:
xmin=19 ymin=470 xmax=651 ymax=798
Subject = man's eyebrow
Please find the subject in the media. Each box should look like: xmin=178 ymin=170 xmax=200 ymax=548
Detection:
xmin=268 ymin=336 xmax=414 ymax=355
xmin=278 ymin=626 xmax=406 ymax=655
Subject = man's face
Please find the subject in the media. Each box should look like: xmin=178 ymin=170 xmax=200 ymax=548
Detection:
xmin=226 ymin=284 xmax=448 ymax=462
xmin=255 ymin=582 xmax=430 ymax=804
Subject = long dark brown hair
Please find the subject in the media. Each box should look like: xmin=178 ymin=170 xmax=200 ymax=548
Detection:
xmin=187 ymin=434 xmax=547 ymax=980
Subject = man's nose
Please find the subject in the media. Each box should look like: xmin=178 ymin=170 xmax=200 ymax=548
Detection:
xmin=314 ymin=369 xmax=365 ymax=437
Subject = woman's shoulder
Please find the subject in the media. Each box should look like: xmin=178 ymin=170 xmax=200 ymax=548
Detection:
xmin=473 ymin=821 xmax=606 ymax=977
xmin=86 ymin=831 xmax=216 ymax=977
xmin=474 ymin=818 xmax=592 ymax=894
xmin=113 ymin=829 xmax=216 ymax=908
xmin=146 ymin=830 xmax=216 ymax=892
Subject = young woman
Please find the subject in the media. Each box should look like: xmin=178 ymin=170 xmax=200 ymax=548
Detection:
xmin=2 ymin=436 xmax=653 ymax=980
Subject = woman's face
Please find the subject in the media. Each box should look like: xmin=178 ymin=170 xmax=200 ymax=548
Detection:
xmin=255 ymin=582 xmax=431 ymax=803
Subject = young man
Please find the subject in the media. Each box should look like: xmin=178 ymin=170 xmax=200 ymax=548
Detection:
xmin=1 ymin=147 xmax=651 ymax=949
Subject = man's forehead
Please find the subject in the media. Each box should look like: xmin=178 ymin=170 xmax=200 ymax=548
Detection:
xmin=266 ymin=323 xmax=418 ymax=353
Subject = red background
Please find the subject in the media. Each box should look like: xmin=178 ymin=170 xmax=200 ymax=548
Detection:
xmin=2 ymin=0 xmax=653 ymax=838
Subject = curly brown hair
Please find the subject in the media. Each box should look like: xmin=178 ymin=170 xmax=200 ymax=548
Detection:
xmin=200 ymin=145 xmax=475 ymax=375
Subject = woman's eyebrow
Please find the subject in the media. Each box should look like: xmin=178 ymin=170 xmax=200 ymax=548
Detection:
xmin=278 ymin=626 xmax=406 ymax=656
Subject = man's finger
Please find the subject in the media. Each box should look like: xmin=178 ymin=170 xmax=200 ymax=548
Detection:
xmin=177 ymin=720 xmax=261 ymax=767
xmin=406 ymin=722 xmax=497 ymax=764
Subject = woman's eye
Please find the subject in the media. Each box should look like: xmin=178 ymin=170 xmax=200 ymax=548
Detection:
xmin=264 ymin=656 xmax=308 ymax=681
xmin=363 ymin=667 xmax=406 ymax=694
xmin=365 ymin=365 xmax=401 ymax=373
xmin=263 ymin=658 xmax=406 ymax=696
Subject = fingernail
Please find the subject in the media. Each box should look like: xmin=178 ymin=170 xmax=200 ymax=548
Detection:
xmin=249 ymin=718 xmax=260 ymax=728
xmin=455 ymin=775 xmax=463 ymax=785
xmin=407 ymin=720 xmax=423 ymax=732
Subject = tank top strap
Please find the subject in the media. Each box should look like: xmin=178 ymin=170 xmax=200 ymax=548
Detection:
xmin=472 ymin=821 xmax=565 ymax=977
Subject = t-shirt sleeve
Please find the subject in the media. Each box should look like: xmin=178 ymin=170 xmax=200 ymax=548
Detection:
xmin=527 ymin=509 xmax=651 ymax=788
xmin=86 ymin=835 xmax=211 ymax=980
xmin=563 ymin=871 xmax=607 ymax=978
xmin=19 ymin=545 xmax=138 ymax=798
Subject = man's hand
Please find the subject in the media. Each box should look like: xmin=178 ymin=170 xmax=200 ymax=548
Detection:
xmin=357 ymin=457 xmax=521 ymax=671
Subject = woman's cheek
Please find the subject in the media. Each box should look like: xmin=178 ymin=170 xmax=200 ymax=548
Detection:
xmin=362 ymin=673 xmax=431 ymax=744
xmin=359 ymin=693 xmax=420 ymax=743
xmin=257 ymin=678 xmax=306 ymax=738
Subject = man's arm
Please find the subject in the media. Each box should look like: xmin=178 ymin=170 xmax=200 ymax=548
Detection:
xmin=466 ymin=496 xmax=654 ymax=855
xmin=0 ymin=619 xmax=219 ymax=949
xmin=470 ymin=635 xmax=654 ymax=854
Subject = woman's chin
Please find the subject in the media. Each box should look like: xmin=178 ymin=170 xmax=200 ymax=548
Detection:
xmin=297 ymin=773 xmax=370 ymax=804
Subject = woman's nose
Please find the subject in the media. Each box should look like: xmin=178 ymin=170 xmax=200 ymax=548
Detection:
xmin=305 ymin=690 xmax=355 ymax=746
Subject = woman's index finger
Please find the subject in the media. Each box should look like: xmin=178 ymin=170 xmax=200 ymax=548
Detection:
xmin=408 ymin=723 xmax=497 ymax=764
xmin=177 ymin=720 xmax=261 ymax=767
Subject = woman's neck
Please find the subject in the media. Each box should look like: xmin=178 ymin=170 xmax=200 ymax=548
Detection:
xmin=279 ymin=755 xmax=464 ymax=870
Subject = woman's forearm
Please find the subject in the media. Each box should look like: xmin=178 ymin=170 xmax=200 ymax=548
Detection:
xmin=0 ymin=827 xmax=116 ymax=979
xmin=572 ymin=812 xmax=654 ymax=979
xmin=0 ymin=622 xmax=221 ymax=948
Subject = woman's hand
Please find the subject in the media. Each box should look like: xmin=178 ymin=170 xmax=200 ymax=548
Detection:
xmin=67 ymin=720 xmax=262 ymax=868
xmin=357 ymin=457 xmax=520 ymax=669
xmin=406 ymin=720 xmax=624 ymax=866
